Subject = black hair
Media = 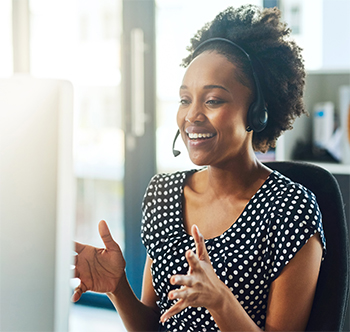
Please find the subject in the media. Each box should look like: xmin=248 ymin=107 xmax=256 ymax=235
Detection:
xmin=181 ymin=5 xmax=306 ymax=152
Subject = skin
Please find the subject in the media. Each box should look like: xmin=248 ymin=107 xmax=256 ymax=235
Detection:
xmin=72 ymin=51 xmax=323 ymax=331
xmin=73 ymin=220 xmax=160 ymax=332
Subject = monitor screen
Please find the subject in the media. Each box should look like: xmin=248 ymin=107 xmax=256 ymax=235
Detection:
xmin=0 ymin=75 xmax=75 ymax=332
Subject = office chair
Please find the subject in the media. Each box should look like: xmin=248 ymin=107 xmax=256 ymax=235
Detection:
xmin=265 ymin=161 xmax=349 ymax=331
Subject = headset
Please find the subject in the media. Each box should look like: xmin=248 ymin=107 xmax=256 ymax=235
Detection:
xmin=172 ymin=37 xmax=268 ymax=157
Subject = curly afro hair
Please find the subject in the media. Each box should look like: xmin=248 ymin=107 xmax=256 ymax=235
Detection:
xmin=181 ymin=5 xmax=306 ymax=153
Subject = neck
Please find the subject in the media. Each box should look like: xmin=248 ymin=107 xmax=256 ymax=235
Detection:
xmin=203 ymin=154 xmax=271 ymax=199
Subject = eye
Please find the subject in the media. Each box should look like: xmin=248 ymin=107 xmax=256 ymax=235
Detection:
xmin=206 ymin=99 xmax=224 ymax=106
xmin=179 ymin=98 xmax=190 ymax=105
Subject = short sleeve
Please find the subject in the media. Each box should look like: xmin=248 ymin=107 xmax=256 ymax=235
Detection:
xmin=140 ymin=174 xmax=159 ymax=259
xmin=265 ymin=181 xmax=326 ymax=282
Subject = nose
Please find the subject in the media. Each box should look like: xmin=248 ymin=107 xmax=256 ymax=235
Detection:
xmin=184 ymin=101 xmax=207 ymax=124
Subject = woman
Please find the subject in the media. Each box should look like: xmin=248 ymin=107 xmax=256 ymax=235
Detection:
xmin=73 ymin=5 xmax=326 ymax=331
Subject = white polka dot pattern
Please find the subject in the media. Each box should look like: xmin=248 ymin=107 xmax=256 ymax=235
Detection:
xmin=141 ymin=169 xmax=326 ymax=331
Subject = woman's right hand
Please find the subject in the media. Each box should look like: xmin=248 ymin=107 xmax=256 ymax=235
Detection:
xmin=72 ymin=220 xmax=126 ymax=302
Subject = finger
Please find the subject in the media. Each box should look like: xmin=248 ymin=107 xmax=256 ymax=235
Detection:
xmin=185 ymin=249 xmax=201 ymax=272
xmin=160 ymin=299 xmax=186 ymax=323
xmin=191 ymin=224 xmax=210 ymax=262
xmin=170 ymin=274 xmax=193 ymax=287
xmin=74 ymin=241 xmax=85 ymax=254
xmin=98 ymin=220 xmax=119 ymax=250
xmin=168 ymin=286 xmax=190 ymax=302
xmin=71 ymin=282 xmax=87 ymax=303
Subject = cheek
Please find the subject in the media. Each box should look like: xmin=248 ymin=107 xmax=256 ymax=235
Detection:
xmin=211 ymin=110 xmax=246 ymax=131
xmin=176 ymin=108 xmax=185 ymax=127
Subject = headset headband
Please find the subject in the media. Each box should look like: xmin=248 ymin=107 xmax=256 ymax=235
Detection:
xmin=193 ymin=37 xmax=251 ymax=60
xmin=193 ymin=37 xmax=260 ymax=92
xmin=192 ymin=37 xmax=268 ymax=133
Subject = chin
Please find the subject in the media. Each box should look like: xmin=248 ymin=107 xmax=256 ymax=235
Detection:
xmin=192 ymin=161 xmax=208 ymax=167
xmin=189 ymin=155 xmax=210 ymax=167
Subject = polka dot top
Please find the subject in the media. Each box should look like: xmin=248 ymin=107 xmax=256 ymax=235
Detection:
xmin=141 ymin=169 xmax=326 ymax=331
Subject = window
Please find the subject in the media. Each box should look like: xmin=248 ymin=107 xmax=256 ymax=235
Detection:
xmin=0 ymin=0 xmax=13 ymax=77
xmin=29 ymin=0 xmax=125 ymax=250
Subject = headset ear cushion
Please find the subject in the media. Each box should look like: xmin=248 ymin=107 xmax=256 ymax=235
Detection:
xmin=247 ymin=103 xmax=268 ymax=133
xmin=259 ymin=108 xmax=268 ymax=130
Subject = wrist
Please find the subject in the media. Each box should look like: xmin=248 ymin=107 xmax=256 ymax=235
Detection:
xmin=108 ymin=270 xmax=127 ymax=298
xmin=208 ymin=281 xmax=235 ymax=317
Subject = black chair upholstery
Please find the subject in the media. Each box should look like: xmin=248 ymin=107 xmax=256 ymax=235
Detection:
xmin=265 ymin=161 xmax=349 ymax=331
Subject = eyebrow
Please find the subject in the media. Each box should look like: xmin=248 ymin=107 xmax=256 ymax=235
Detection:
xmin=180 ymin=84 xmax=229 ymax=92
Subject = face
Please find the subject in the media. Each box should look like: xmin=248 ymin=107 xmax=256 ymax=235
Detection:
xmin=177 ymin=51 xmax=253 ymax=167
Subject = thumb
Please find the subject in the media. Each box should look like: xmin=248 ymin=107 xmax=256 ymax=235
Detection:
xmin=98 ymin=220 xmax=119 ymax=250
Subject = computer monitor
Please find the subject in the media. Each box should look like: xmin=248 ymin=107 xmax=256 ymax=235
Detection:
xmin=0 ymin=75 xmax=75 ymax=332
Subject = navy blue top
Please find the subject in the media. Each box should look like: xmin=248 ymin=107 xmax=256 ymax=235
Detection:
xmin=141 ymin=169 xmax=326 ymax=331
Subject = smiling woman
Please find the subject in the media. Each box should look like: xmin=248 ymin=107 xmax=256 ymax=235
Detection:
xmin=156 ymin=0 xmax=263 ymax=173
xmin=177 ymin=52 xmax=253 ymax=167
xmin=73 ymin=4 xmax=326 ymax=332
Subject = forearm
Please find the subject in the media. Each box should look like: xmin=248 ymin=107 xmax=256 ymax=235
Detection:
xmin=209 ymin=284 xmax=262 ymax=332
xmin=107 ymin=273 xmax=160 ymax=332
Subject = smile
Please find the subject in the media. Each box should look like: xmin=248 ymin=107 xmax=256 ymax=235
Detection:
xmin=187 ymin=133 xmax=216 ymax=140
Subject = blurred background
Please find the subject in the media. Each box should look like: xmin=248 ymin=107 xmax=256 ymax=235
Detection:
xmin=0 ymin=0 xmax=349 ymax=331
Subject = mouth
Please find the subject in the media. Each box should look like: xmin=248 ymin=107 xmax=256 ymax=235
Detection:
xmin=187 ymin=132 xmax=216 ymax=140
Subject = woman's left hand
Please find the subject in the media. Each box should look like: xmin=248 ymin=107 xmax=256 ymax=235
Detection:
xmin=160 ymin=224 xmax=228 ymax=323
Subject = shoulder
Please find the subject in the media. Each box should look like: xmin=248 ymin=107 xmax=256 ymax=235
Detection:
xmin=253 ymin=170 xmax=322 ymax=225
xmin=148 ymin=170 xmax=190 ymax=189
xmin=267 ymin=171 xmax=324 ymax=235
xmin=141 ymin=169 xmax=199 ymax=224
xmin=142 ymin=169 xmax=198 ymax=206
xmin=267 ymin=171 xmax=320 ymax=213
xmin=267 ymin=170 xmax=316 ymax=196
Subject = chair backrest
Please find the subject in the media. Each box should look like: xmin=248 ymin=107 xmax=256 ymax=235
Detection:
xmin=265 ymin=161 xmax=349 ymax=331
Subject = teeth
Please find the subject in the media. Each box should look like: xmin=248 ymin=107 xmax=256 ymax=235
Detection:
xmin=188 ymin=133 xmax=214 ymax=139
